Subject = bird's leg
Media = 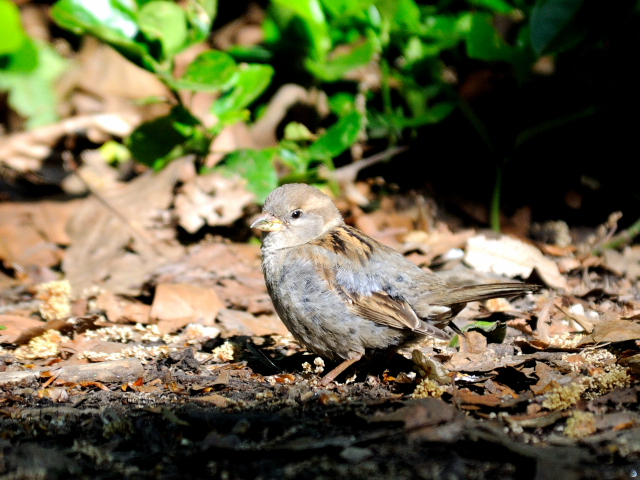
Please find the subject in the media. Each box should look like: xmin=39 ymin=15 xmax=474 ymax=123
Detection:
xmin=319 ymin=353 xmax=363 ymax=386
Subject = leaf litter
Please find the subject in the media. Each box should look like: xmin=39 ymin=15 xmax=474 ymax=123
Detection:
xmin=2 ymin=178 xmax=640 ymax=478
xmin=1 ymin=13 xmax=640 ymax=474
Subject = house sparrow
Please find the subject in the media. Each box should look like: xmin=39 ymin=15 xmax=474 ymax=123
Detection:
xmin=252 ymin=184 xmax=537 ymax=384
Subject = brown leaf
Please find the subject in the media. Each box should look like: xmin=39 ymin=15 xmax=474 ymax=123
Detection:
xmin=556 ymin=304 xmax=595 ymax=333
xmin=214 ymin=309 xmax=254 ymax=336
xmin=78 ymin=381 xmax=110 ymax=391
xmin=37 ymin=387 xmax=69 ymax=402
xmin=366 ymin=398 xmax=458 ymax=429
xmin=96 ymin=291 xmax=151 ymax=324
xmin=465 ymin=234 xmax=567 ymax=290
xmin=213 ymin=369 xmax=231 ymax=386
xmin=174 ymin=173 xmax=255 ymax=233
xmin=150 ymin=283 xmax=223 ymax=334
xmin=595 ymin=411 xmax=640 ymax=432
xmin=586 ymin=319 xmax=640 ymax=343
xmin=603 ymin=246 xmax=640 ymax=279
xmin=63 ymin=159 xmax=187 ymax=295
xmin=54 ymin=358 xmax=144 ymax=383
xmin=0 ymin=201 xmax=81 ymax=268
xmin=0 ymin=315 xmax=46 ymax=344
xmin=535 ymin=298 xmax=556 ymax=342
xmin=455 ymin=388 xmax=506 ymax=407
xmin=506 ymin=410 xmax=565 ymax=429
xmin=458 ymin=331 xmax=487 ymax=354
xmin=195 ymin=394 xmax=229 ymax=407
xmin=412 ymin=350 xmax=451 ymax=384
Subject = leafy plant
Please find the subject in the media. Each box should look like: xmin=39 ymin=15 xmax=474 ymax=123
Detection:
xmin=47 ymin=0 xmax=605 ymax=216
xmin=51 ymin=0 xmax=274 ymax=176
xmin=0 ymin=0 xmax=67 ymax=128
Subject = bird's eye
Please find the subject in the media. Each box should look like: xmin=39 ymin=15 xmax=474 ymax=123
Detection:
xmin=290 ymin=210 xmax=302 ymax=219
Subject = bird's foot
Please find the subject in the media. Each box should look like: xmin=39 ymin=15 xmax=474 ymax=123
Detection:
xmin=319 ymin=354 xmax=363 ymax=386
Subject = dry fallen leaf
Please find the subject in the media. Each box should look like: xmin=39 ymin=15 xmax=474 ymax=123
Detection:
xmin=0 ymin=114 xmax=136 ymax=174
xmin=603 ymin=247 xmax=640 ymax=279
xmin=366 ymin=397 xmax=459 ymax=429
xmin=0 ymin=315 xmax=46 ymax=344
xmin=96 ymin=291 xmax=151 ymax=324
xmin=0 ymin=201 xmax=82 ymax=268
xmin=173 ymin=173 xmax=255 ymax=233
xmin=195 ymin=394 xmax=229 ymax=407
xmin=465 ymin=234 xmax=567 ymax=290
xmin=458 ymin=331 xmax=488 ymax=354
xmin=150 ymin=283 xmax=223 ymax=334
xmin=584 ymin=319 xmax=640 ymax=343
xmin=63 ymin=159 xmax=187 ymax=294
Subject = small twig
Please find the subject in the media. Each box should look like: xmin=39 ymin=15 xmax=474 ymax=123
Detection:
xmin=325 ymin=145 xmax=409 ymax=185
xmin=490 ymin=164 xmax=503 ymax=232
xmin=244 ymin=338 xmax=281 ymax=373
xmin=594 ymin=216 xmax=640 ymax=253
xmin=63 ymin=152 xmax=171 ymax=261
xmin=555 ymin=304 xmax=595 ymax=334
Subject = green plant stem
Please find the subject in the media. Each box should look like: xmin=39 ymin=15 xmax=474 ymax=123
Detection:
xmin=514 ymin=106 xmax=596 ymax=151
xmin=490 ymin=163 xmax=503 ymax=232
xmin=459 ymin=99 xmax=504 ymax=231
xmin=380 ymin=58 xmax=392 ymax=117
xmin=380 ymin=57 xmax=397 ymax=145
xmin=458 ymin=99 xmax=495 ymax=154
xmin=595 ymin=216 xmax=640 ymax=253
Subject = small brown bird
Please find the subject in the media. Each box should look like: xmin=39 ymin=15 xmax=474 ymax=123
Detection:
xmin=252 ymin=184 xmax=537 ymax=384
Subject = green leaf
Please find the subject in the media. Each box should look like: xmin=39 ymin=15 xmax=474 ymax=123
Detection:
xmin=420 ymin=14 xmax=465 ymax=50
xmin=468 ymin=0 xmax=515 ymax=14
xmin=214 ymin=109 xmax=251 ymax=130
xmin=321 ymin=0 xmax=373 ymax=20
xmin=328 ymin=92 xmax=356 ymax=117
xmin=185 ymin=0 xmax=217 ymax=44
xmin=530 ymin=0 xmax=587 ymax=56
xmin=51 ymin=0 xmax=158 ymax=71
xmin=0 ymin=41 xmax=68 ymax=128
xmin=212 ymin=64 xmax=274 ymax=116
xmin=271 ymin=0 xmax=331 ymax=60
xmin=218 ymin=149 xmax=279 ymax=203
xmin=395 ymin=101 xmax=455 ymax=127
xmin=375 ymin=0 xmax=421 ymax=34
xmin=227 ymin=45 xmax=274 ymax=63
xmin=307 ymin=111 xmax=363 ymax=161
xmin=0 ymin=36 xmax=39 ymax=73
xmin=448 ymin=320 xmax=507 ymax=347
xmin=278 ymin=145 xmax=311 ymax=173
xmin=127 ymin=106 xmax=201 ymax=167
xmin=466 ymin=13 xmax=514 ymax=62
xmin=170 ymin=50 xmax=237 ymax=91
xmin=0 ymin=0 xmax=26 ymax=55
xmin=306 ymin=37 xmax=377 ymax=81
xmin=284 ymin=122 xmax=315 ymax=142
xmin=366 ymin=100 xmax=454 ymax=140
xmin=138 ymin=1 xmax=188 ymax=58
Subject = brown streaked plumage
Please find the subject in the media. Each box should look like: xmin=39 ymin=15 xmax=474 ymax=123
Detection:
xmin=252 ymin=184 xmax=538 ymax=384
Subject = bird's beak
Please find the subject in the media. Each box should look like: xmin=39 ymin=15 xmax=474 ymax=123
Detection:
xmin=251 ymin=212 xmax=284 ymax=232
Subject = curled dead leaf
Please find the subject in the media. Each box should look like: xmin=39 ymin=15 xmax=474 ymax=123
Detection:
xmin=465 ymin=234 xmax=566 ymax=290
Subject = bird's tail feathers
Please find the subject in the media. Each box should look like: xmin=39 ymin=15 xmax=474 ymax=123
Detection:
xmin=430 ymin=283 xmax=538 ymax=306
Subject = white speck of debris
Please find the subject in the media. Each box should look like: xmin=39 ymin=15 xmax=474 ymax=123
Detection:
xmin=442 ymin=248 xmax=464 ymax=261
xmin=36 ymin=280 xmax=72 ymax=321
xmin=313 ymin=357 xmax=325 ymax=374
xmin=345 ymin=373 xmax=358 ymax=384
xmin=570 ymin=304 xmax=585 ymax=316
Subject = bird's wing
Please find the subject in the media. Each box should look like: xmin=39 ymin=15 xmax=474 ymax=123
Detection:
xmin=337 ymin=288 xmax=451 ymax=340
xmin=309 ymin=226 xmax=451 ymax=340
